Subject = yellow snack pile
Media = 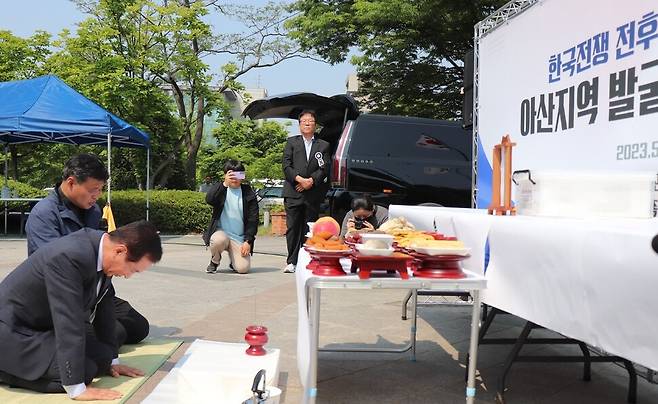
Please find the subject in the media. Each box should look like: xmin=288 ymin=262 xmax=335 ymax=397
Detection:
xmin=394 ymin=231 xmax=435 ymax=247
xmin=411 ymin=239 xmax=465 ymax=248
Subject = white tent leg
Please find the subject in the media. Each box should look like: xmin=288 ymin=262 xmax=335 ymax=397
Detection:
xmin=106 ymin=132 xmax=111 ymax=204
xmin=3 ymin=144 xmax=7 ymax=235
xmin=146 ymin=147 xmax=150 ymax=221
xmin=3 ymin=143 xmax=7 ymax=185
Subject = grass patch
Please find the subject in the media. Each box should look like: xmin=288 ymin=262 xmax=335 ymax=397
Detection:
xmin=257 ymin=224 xmax=271 ymax=236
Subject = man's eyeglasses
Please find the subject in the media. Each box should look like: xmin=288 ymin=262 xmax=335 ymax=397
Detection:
xmin=300 ymin=119 xmax=315 ymax=124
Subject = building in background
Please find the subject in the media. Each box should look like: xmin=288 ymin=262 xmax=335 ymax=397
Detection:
xmin=162 ymin=84 xmax=268 ymax=145
xmin=345 ymin=73 xmax=368 ymax=112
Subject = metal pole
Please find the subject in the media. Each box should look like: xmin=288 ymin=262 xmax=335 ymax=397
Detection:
xmin=3 ymin=143 xmax=7 ymax=185
xmin=472 ymin=23 xmax=480 ymax=209
xmin=146 ymin=147 xmax=150 ymax=221
xmin=307 ymin=287 xmax=321 ymax=404
xmin=411 ymin=289 xmax=418 ymax=362
xmin=3 ymin=143 xmax=7 ymax=235
xmin=106 ymin=132 xmax=111 ymax=204
xmin=466 ymin=290 xmax=482 ymax=404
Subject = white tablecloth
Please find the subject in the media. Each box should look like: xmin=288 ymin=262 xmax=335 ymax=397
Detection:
xmin=143 ymin=339 xmax=280 ymax=404
xmin=295 ymin=253 xmax=357 ymax=389
xmin=389 ymin=205 xmax=658 ymax=371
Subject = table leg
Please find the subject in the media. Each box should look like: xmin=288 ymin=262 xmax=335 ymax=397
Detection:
xmin=306 ymin=287 xmax=321 ymax=404
xmin=401 ymin=290 xmax=413 ymax=320
xmin=411 ymin=289 xmax=417 ymax=361
xmin=466 ymin=290 xmax=482 ymax=404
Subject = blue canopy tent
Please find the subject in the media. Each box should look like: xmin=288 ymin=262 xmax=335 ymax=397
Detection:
xmin=0 ymin=74 xmax=152 ymax=220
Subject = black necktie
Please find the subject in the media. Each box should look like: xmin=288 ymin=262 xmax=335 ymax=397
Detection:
xmin=90 ymin=271 xmax=105 ymax=322
xmin=96 ymin=270 xmax=105 ymax=297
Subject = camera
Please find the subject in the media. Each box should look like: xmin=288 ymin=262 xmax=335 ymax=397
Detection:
xmin=354 ymin=218 xmax=366 ymax=230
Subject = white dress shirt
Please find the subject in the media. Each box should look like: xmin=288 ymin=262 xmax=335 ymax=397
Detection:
xmin=302 ymin=135 xmax=315 ymax=161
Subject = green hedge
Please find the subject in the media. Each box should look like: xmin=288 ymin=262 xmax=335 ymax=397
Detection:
xmin=98 ymin=190 xmax=211 ymax=234
xmin=0 ymin=179 xmax=49 ymax=210
xmin=1 ymin=179 xmax=212 ymax=235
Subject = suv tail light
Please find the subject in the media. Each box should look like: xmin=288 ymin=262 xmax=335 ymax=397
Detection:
xmin=332 ymin=121 xmax=353 ymax=187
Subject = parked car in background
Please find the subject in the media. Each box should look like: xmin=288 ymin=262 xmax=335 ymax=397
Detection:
xmin=256 ymin=186 xmax=284 ymax=210
xmin=243 ymin=93 xmax=472 ymax=224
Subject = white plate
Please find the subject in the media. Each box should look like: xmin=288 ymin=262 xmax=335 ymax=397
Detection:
xmin=355 ymin=244 xmax=395 ymax=256
xmin=360 ymin=233 xmax=394 ymax=242
xmin=305 ymin=246 xmax=350 ymax=254
xmin=411 ymin=246 xmax=471 ymax=256
xmin=305 ymin=232 xmax=313 ymax=238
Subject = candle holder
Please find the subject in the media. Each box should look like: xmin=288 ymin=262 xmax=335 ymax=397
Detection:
xmin=488 ymin=134 xmax=517 ymax=216
xmin=245 ymin=325 xmax=268 ymax=356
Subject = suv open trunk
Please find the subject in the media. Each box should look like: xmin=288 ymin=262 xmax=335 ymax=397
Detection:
xmin=243 ymin=92 xmax=472 ymax=223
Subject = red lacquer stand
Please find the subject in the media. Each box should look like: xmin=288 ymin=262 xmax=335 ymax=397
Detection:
xmin=306 ymin=248 xmax=351 ymax=276
xmin=244 ymin=325 xmax=268 ymax=356
xmin=410 ymin=252 xmax=469 ymax=279
xmin=304 ymin=246 xmax=320 ymax=272
xmin=350 ymin=252 xmax=413 ymax=279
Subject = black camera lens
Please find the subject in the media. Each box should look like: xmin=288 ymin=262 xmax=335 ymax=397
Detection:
xmin=354 ymin=218 xmax=365 ymax=230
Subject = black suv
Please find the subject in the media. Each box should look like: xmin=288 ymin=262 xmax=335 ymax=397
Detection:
xmin=243 ymin=93 xmax=472 ymax=223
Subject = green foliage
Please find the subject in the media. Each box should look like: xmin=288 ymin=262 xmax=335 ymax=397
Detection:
xmin=0 ymin=179 xmax=49 ymax=210
xmin=269 ymin=204 xmax=285 ymax=214
xmin=0 ymin=1 xmax=304 ymax=192
xmin=287 ymin=0 xmax=507 ymax=119
xmin=0 ymin=179 xmax=211 ymax=234
xmin=98 ymin=189 xmax=211 ymax=234
xmin=47 ymin=3 xmax=187 ymax=190
xmin=0 ymin=30 xmax=51 ymax=81
xmin=198 ymin=120 xmax=288 ymax=182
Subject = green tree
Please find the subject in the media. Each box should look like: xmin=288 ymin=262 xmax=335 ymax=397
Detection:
xmin=198 ymin=119 xmax=288 ymax=182
xmin=0 ymin=30 xmax=51 ymax=82
xmin=0 ymin=30 xmax=52 ymax=182
xmin=64 ymin=0 xmax=310 ymax=189
xmin=287 ymin=0 xmax=507 ymax=119
xmin=1 ymin=0 xmax=308 ymax=189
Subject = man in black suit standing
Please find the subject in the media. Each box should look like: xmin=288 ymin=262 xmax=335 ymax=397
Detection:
xmin=281 ymin=110 xmax=331 ymax=273
xmin=0 ymin=221 xmax=162 ymax=400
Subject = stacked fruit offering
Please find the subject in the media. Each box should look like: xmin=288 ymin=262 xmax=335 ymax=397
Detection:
xmin=305 ymin=217 xmax=349 ymax=251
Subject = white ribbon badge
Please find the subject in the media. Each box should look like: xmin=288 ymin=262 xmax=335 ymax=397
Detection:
xmin=314 ymin=151 xmax=325 ymax=167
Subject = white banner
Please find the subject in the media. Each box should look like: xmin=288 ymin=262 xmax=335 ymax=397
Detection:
xmin=476 ymin=0 xmax=658 ymax=206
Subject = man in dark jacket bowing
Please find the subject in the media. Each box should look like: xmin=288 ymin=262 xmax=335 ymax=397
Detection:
xmin=281 ymin=110 xmax=331 ymax=273
xmin=203 ymin=159 xmax=259 ymax=274
xmin=25 ymin=153 xmax=150 ymax=347
xmin=0 ymin=220 xmax=162 ymax=400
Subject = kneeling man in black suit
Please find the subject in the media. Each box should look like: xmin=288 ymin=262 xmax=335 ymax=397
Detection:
xmin=0 ymin=220 xmax=162 ymax=401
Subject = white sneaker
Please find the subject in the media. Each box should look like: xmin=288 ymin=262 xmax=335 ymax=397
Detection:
xmin=283 ymin=263 xmax=296 ymax=273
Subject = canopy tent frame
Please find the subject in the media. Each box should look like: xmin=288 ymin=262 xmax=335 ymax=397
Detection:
xmin=1 ymin=135 xmax=152 ymax=222
xmin=0 ymin=75 xmax=152 ymax=224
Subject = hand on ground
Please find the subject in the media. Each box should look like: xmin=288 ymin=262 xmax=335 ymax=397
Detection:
xmin=74 ymin=387 xmax=122 ymax=401
xmin=110 ymin=364 xmax=144 ymax=378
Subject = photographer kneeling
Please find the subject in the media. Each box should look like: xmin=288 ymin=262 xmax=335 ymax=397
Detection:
xmin=340 ymin=194 xmax=389 ymax=237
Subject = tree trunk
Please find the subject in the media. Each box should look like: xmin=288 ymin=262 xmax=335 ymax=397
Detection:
xmin=149 ymin=153 xmax=176 ymax=189
xmin=184 ymin=94 xmax=205 ymax=189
